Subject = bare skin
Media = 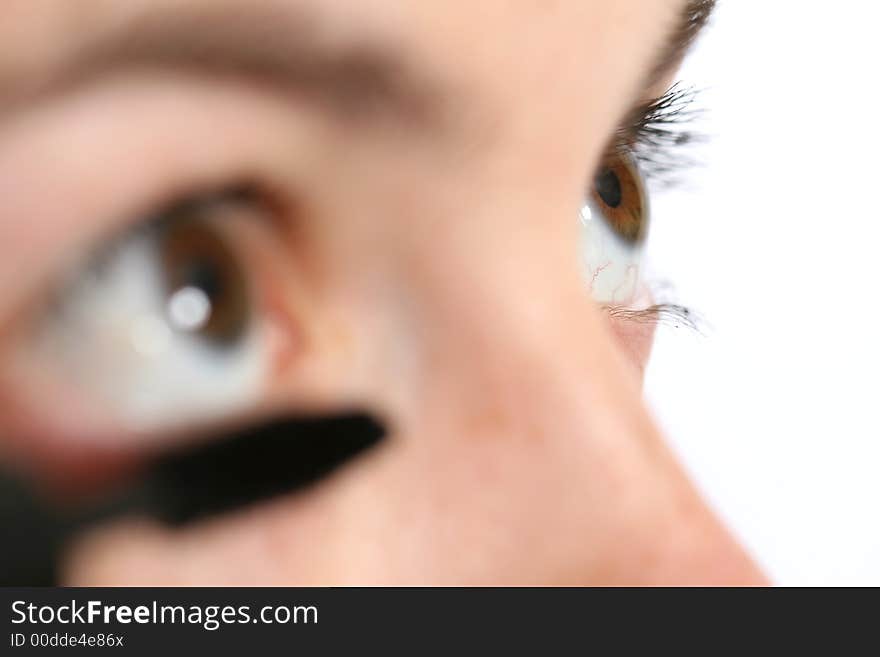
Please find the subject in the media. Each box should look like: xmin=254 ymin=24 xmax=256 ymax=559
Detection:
xmin=0 ymin=0 xmax=766 ymax=584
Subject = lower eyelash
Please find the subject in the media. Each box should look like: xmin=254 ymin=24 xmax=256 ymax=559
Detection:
xmin=605 ymin=303 xmax=703 ymax=332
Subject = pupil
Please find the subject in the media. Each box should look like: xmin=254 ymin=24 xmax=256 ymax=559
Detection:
xmin=595 ymin=168 xmax=623 ymax=208
xmin=184 ymin=259 xmax=223 ymax=302
xmin=159 ymin=216 xmax=249 ymax=347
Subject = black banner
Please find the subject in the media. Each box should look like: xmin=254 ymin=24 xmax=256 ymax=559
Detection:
xmin=0 ymin=587 xmax=869 ymax=654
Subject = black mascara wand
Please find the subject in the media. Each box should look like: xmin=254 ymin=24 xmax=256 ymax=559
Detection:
xmin=0 ymin=413 xmax=383 ymax=585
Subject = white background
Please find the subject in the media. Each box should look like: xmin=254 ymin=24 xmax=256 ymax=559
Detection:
xmin=644 ymin=0 xmax=880 ymax=585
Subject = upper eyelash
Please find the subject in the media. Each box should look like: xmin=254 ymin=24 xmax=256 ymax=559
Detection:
xmin=613 ymin=83 xmax=703 ymax=185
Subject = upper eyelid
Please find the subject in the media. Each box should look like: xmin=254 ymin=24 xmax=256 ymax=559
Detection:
xmin=0 ymin=75 xmax=305 ymax=326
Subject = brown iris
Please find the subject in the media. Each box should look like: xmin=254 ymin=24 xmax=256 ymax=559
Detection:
xmin=159 ymin=211 xmax=250 ymax=346
xmin=590 ymin=152 xmax=647 ymax=245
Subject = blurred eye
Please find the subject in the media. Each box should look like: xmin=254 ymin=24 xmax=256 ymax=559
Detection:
xmin=580 ymin=150 xmax=649 ymax=304
xmin=33 ymin=194 xmax=269 ymax=433
xmin=160 ymin=211 xmax=250 ymax=345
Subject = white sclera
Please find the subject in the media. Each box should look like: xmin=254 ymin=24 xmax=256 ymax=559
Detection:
xmin=579 ymin=177 xmax=647 ymax=305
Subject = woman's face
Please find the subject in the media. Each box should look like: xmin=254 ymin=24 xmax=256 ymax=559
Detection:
xmin=0 ymin=0 xmax=763 ymax=584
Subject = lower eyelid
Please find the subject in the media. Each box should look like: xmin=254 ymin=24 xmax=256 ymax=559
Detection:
xmin=0 ymin=359 xmax=136 ymax=477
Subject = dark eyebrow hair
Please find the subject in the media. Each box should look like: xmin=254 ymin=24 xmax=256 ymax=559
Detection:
xmin=0 ymin=5 xmax=442 ymax=128
xmin=647 ymin=0 xmax=717 ymax=88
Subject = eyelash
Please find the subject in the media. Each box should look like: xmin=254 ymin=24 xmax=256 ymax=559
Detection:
xmin=606 ymin=302 xmax=703 ymax=333
xmin=614 ymin=82 xmax=703 ymax=186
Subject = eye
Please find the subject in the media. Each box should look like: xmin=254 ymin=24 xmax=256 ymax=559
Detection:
xmin=580 ymin=149 xmax=649 ymax=304
xmin=160 ymin=210 xmax=250 ymax=345
xmin=32 ymin=194 xmax=269 ymax=433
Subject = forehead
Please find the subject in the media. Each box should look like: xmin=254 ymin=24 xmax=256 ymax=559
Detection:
xmin=1 ymin=0 xmax=684 ymax=107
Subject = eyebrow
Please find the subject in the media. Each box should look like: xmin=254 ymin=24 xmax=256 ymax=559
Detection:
xmin=647 ymin=0 xmax=717 ymax=89
xmin=1 ymin=1 xmax=713 ymax=135
xmin=609 ymin=0 xmax=714 ymax=149
xmin=0 ymin=5 xmax=442 ymax=128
